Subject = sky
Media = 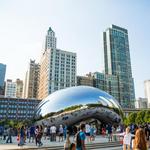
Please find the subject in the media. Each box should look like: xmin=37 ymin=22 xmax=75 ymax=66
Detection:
xmin=0 ymin=0 xmax=150 ymax=98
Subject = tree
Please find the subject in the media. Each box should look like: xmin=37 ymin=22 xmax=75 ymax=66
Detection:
xmin=135 ymin=110 xmax=146 ymax=125
xmin=127 ymin=112 xmax=137 ymax=125
xmin=144 ymin=110 xmax=150 ymax=123
xmin=123 ymin=116 xmax=128 ymax=126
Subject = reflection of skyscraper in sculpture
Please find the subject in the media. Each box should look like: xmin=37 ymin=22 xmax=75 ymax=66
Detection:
xmin=103 ymin=25 xmax=135 ymax=107
xmin=38 ymin=27 xmax=77 ymax=99
xmin=144 ymin=80 xmax=150 ymax=108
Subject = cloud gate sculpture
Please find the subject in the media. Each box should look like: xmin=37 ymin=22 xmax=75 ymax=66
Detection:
xmin=35 ymin=86 xmax=123 ymax=126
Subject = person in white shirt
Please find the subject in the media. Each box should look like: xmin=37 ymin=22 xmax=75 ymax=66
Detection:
xmin=50 ymin=125 xmax=57 ymax=141
xmin=85 ymin=123 xmax=91 ymax=142
xmin=123 ymin=126 xmax=134 ymax=150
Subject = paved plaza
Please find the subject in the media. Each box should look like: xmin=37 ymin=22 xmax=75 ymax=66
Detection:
xmin=0 ymin=135 xmax=149 ymax=150
xmin=0 ymin=135 xmax=122 ymax=150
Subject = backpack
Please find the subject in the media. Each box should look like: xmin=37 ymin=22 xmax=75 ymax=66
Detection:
xmin=76 ymin=132 xmax=82 ymax=148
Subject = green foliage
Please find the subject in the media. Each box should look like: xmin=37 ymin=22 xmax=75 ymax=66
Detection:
xmin=127 ymin=112 xmax=137 ymax=125
xmin=144 ymin=110 xmax=150 ymax=123
xmin=135 ymin=110 xmax=146 ymax=125
xmin=124 ymin=110 xmax=150 ymax=125
xmin=0 ymin=119 xmax=34 ymax=128
xmin=123 ymin=116 xmax=128 ymax=126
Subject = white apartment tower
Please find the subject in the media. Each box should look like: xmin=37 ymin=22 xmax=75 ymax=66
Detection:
xmin=144 ymin=80 xmax=150 ymax=108
xmin=5 ymin=79 xmax=16 ymax=98
xmin=38 ymin=27 xmax=76 ymax=99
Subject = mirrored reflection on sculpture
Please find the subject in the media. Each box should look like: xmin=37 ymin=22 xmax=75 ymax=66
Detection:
xmin=35 ymin=86 xmax=123 ymax=126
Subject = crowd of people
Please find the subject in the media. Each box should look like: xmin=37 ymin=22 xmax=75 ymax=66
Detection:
xmin=122 ymin=123 xmax=150 ymax=150
xmin=0 ymin=122 xmax=149 ymax=150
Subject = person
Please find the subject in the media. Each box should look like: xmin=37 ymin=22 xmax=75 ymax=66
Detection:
xmin=35 ymin=126 xmax=39 ymax=146
xmin=64 ymin=132 xmax=71 ymax=150
xmin=112 ymin=126 xmax=117 ymax=142
xmin=18 ymin=126 xmax=25 ymax=146
xmin=90 ymin=125 xmax=95 ymax=141
xmin=102 ymin=127 xmax=106 ymax=137
xmin=76 ymin=123 xmax=86 ymax=150
xmin=38 ymin=125 xmax=43 ymax=146
xmin=43 ymin=126 xmax=47 ymax=140
xmin=123 ymin=126 xmax=134 ymax=150
xmin=50 ymin=124 xmax=57 ymax=141
xmin=85 ymin=123 xmax=91 ymax=142
xmin=133 ymin=128 xmax=147 ymax=150
xmin=73 ymin=126 xmax=78 ymax=141
xmin=6 ymin=127 xmax=12 ymax=143
xmin=0 ymin=126 xmax=3 ymax=140
xmin=29 ymin=126 xmax=35 ymax=143
xmin=59 ymin=124 xmax=64 ymax=142
xmin=107 ymin=124 xmax=112 ymax=142
xmin=3 ymin=128 xmax=7 ymax=140
xmin=64 ymin=124 xmax=68 ymax=140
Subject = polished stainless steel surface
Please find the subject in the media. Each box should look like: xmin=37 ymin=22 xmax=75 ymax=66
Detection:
xmin=36 ymin=86 xmax=123 ymax=126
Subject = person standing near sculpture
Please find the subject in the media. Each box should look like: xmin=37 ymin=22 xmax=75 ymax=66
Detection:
xmin=76 ymin=123 xmax=86 ymax=150
xmin=123 ymin=126 xmax=134 ymax=150
xmin=50 ymin=124 xmax=57 ymax=141
xmin=85 ymin=123 xmax=91 ymax=142
xmin=18 ymin=126 xmax=25 ymax=146
xmin=6 ymin=126 xmax=12 ymax=143
xmin=107 ymin=124 xmax=112 ymax=142
xmin=59 ymin=124 xmax=64 ymax=142
xmin=64 ymin=124 xmax=68 ymax=140
xmin=3 ymin=128 xmax=7 ymax=141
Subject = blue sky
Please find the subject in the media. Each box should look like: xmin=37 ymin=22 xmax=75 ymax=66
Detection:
xmin=0 ymin=0 xmax=150 ymax=98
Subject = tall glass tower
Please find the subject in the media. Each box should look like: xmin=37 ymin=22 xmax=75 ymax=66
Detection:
xmin=103 ymin=25 xmax=135 ymax=108
xmin=0 ymin=63 xmax=6 ymax=95
xmin=0 ymin=63 xmax=6 ymax=87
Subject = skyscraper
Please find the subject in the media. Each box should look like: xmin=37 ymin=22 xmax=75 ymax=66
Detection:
xmin=38 ymin=49 xmax=76 ymax=99
xmin=103 ymin=25 xmax=135 ymax=107
xmin=23 ymin=60 xmax=40 ymax=99
xmin=38 ymin=28 xmax=77 ymax=99
xmin=45 ymin=27 xmax=57 ymax=50
xmin=0 ymin=63 xmax=6 ymax=95
xmin=5 ymin=79 xmax=16 ymax=98
xmin=16 ymin=79 xmax=23 ymax=98
xmin=144 ymin=80 xmax=150 ymax=108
